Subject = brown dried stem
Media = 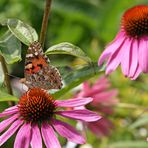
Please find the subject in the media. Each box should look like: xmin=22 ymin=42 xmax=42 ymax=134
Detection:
xmin=39 ymin=0 xmax=52 ymax=48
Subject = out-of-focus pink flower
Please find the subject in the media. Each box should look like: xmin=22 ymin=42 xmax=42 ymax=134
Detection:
xmin=98 ymin=5 xmax=148 ymax=80
xmin=0 ymin=88 xmax=101 ymax=148
xmin=73 ymin=76 xmax=119 ymax=137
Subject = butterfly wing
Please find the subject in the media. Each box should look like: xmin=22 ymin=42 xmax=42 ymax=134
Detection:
xmin=24 ymin=41 xmax=62 ymax=90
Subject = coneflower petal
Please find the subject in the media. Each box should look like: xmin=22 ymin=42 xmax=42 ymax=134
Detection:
xmin=52 ymin=119 xmax=85 ymax=144
xmin=0 ymin=114 xmax=19 ymax=133
xmin=14 ymin=123 xmax=31 ymax=148
xmin=0 ymin=119 xmax=23 ymax=146
xmin=31 ymin=124 xmax=42 ymax=148
xmin=41 ymin=122 xmax=61 ymax=148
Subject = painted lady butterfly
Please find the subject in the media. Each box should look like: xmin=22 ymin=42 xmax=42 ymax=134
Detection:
xmin=21 ymin=41 xmax=62 ymax=90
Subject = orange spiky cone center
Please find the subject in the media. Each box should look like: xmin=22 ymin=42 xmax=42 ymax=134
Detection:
xmin=18 ymin=88 xmax=56 ymax=123
xmin=122 ymin=5 xmax=148 ymax=38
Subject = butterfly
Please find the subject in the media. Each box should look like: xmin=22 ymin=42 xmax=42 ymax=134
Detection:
xmin=20 ymin=41 xmax=62 ymax=90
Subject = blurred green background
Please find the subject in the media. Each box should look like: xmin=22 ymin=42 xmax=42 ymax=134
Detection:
xmin=0 ymin=0 xmax=148 ymax=147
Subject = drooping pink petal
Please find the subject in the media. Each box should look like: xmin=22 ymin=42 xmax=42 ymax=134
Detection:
xmin=0 ymin=119 xmax=23 ymax=146
xmin=30 ymin=124 xmax=42 ymax=148
xmin=131 ymin=64 xmax=142 ymax=80
xmin=92 ymin=90 xmax=118 ymax=103
xmin=76 ymin=82 xmax=91 ymax=97
xmin=76 ymin=91 xmax=86 ymax=98
xmin=0 ymin=114 xmax=19 ymax=133
xmin=52 ymin=119 xmax=85 ymax=144
xmin=82 ymin=82 xmax=90 ymax=92
xmin=129 ymin=39 xmax=139 ymax=77
xmin=94 ymin=76 xmax=109 ymax=86
xmin=92 ymin=77 xmax=110 ymax=91
xmin=90 ymin=86 xmax=109 ymax=95
xmin=98 ymin=31 xmax=126 ymax=65
xmin=0 ymin=106 xmax=18 ymax=117
xmin=56 ymin=109 xmax=101 ymax=122
xmin=121 ymin=38 xmax=132 ymax=76
xmin=55 ymin=97 xmax=93 ymax=107
xmin=97 ymin=106 xmax=114 ymax=115
xmin=14 ymin=123 xmax=31 ymax=148
xmin=41 ymin=122 xmax=61 ymax=148
xmin=105 ymin=37 xmax=127 ymax=74
xmin=75 ymin=77 xmax=111 ymax=99
xmin=87 ymin=118 xmax=114 ymax=137
xmin=138 ymin=36 xmax=148 ymax=73
xmin=81 ymin=78 xmax=111 ymax=97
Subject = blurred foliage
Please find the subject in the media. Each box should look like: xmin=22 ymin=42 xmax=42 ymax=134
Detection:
xmin=0 ymin=0 xmax=148 ymax=148
xmin=0 ymin=90 xmax=18 ymax=102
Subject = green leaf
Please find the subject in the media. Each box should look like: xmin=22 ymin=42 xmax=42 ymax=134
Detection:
xmin=53 ymin=63 xmax=104 ymax=98
xmin=0 ymin=91 xmax=18 ymax=102
xmin=108 ymin=141 xmax=148 ymax=148
xmin=130 ymin=115 xmax=148 ymax=129
xmin=0 ymin=31 xmax=21 ymax=64
xmin=0 ymin=62 xmax=4 ymax=86
xmin=7 ymin=19 xmax=38 ymax=45
xmin=45 ymin=42 xmax=92 ymax=63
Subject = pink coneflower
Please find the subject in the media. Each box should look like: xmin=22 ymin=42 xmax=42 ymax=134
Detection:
xmin=0 ymin=88 xmax=101 ymax=148
xmin=98 ymin=5 xmax=148 ymax=80
xmin=73 ymin=77 xmax=118 ymax=137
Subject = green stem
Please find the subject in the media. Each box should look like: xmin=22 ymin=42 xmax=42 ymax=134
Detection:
xmin=0 ymin=54 xmax=15 ymax=106
xmin=39 ymin=0 xmax=52 ymax=48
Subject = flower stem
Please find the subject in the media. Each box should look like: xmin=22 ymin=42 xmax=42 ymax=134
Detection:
xmin=0 ymin=54 xmax=15 ymax=106
xmin=39 ymin=0 xmax=52 ymax=48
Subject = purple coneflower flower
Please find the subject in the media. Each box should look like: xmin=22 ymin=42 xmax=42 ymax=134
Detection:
xmin=0 ymin=88 xmax=101 ymax=148
xmin=98 ymin=5 xmax=148 ymax=79
xmin=72 ymin=77 xmax=118 ymax=137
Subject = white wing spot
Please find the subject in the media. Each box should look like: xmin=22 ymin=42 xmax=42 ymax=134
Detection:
xmin=26 ymin=54 xmax=34 ymax=58
xmin=34 ymin=52 xmax=38 ymax=56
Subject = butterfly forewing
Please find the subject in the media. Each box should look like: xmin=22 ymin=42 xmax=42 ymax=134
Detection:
xmin=24 ymin=41 xmax=62 ymax=90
